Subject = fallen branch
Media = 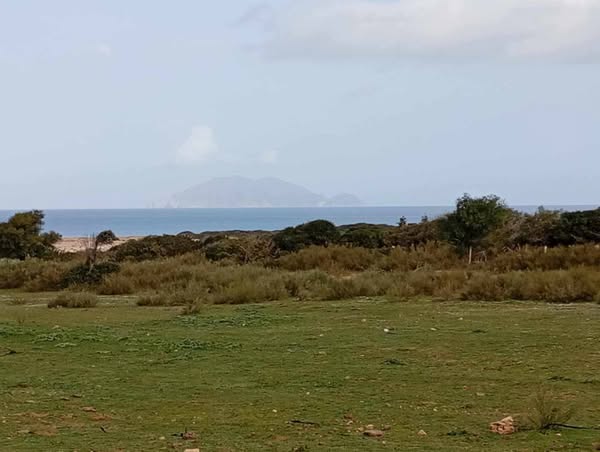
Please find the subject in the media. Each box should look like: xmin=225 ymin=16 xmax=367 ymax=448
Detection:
xmin=549 ymin=423 xmax=600 ymax=431
xmin=289 ymin=419 xmax=321 ymax=427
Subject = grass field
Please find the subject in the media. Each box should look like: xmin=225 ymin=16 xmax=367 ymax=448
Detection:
xmin=1 ymin=293 xmax=599 ymax=451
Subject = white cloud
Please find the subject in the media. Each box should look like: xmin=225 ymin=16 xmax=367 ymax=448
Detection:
xmin=97 ymin=43 xmax=112 ymax=57
xmin=259 ymin=149 xmax=279 ymax=164
xmin=263 ymin=0 xmax=600 ymax=61
xmin=237 ymin=3 xmax=272 ymax=26
xmin=176 ymin=125 xmax=219 ymax=164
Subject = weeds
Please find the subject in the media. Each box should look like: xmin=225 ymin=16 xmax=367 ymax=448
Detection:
xmin=2 ymin=244 xmax=600 ymax=306
xmin=523 ymin=389 xmax=574 ymax=431
xmin=48 ymin=292 xmax=98 ymax=309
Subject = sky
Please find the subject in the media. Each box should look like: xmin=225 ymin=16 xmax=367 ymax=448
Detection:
xmin=1 ymin=0 xmax=599 ymax=209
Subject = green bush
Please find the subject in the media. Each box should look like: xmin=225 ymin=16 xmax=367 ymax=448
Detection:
xmin=340 ymin=227 xmax=385 ymax=248
xmin=523 ymin=389 xmax=574 ymax=431
xmin=204 ymin=235 xmax=275 ymax=264
xmin=0 ymin=210 xmax=61 ymax=260
xmin=385 ymin=219 xmax=441 ymax=248
xmin=61 ymin=262 xmax=120 ymax=288
xmin=273 ymin=220 xmax=339 ymax=252
xmin=110 ymin=235 xmax=202 ymax=262
xmin=554 ymin=208 xmax=600 ymax=245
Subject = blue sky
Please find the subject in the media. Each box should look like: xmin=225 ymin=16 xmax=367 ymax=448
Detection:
xmin=1 ymin=0 xmax=599 ymax=208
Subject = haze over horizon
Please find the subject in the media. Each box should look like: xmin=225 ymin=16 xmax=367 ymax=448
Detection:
xmin=1 ymin=1 xmax=599 ymax=209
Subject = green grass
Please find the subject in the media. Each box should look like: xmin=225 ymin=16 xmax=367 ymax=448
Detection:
xmin=1 ymin=293 xmax=599 ymax=451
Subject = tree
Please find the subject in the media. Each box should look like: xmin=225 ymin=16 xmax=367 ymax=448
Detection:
xmin=300 ymin=220 xmax=339 ymax=247
xmin=554 ymin=208 xmax=600 ymax=245
xmin=273 ymin=220 xmax=339 ymax=252
xmin=0 ymin=211 xmax=61 ymax=259
xmin=518 ymin=208 xmax=562 ymax=247
xmin=439 ymin=194 xmax=509 ymax=263
xmin=84 ymin=230 xmax=118 ymax=268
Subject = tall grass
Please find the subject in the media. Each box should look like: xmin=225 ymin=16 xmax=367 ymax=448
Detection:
xmin=0 ymin=259 xmax=72 ymax=291
xmin=276 ymin=245 xmax=379 ymax=272
xmin=48 ymin=292 xmax=98 ymax=309
xmin=2 ymin=245 xmax=600 ymax=307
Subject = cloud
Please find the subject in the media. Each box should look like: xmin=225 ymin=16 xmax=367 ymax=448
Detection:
xmin=176 ymin=125 xmax=219 ymax=164
xmin=262 ymin=0 xmax=600 ymax=61
xmin=236 ymin=3 xmax=272 ymax=26
xmin=259 ymin=149 xmax=279 ymax=164
xmin=97 ymin=43 xmax=112 ymax=57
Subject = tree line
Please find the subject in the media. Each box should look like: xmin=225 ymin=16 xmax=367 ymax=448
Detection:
xmin=1 ymin=195 xmax=599 ymax=263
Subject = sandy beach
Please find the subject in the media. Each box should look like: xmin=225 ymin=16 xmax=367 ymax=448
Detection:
xmin=55 ymin=236 xmax=141 ymax=253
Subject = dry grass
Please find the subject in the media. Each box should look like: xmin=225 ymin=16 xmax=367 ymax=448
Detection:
xmin=2 ymin=245 xmax=600 ymax=307
xmin=523 ymin=389 xmax=574 ymax=431
xmin=47 ymin=292 xmax=98 ymax=309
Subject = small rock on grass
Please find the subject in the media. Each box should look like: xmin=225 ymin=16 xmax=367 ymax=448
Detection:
xmin=182 ymin=431 xmax=197 ymax=440
xmin=364 ymin=429 xmax=385 ymax=438
xmin=490 ymin=416 xmax=516 ymax=435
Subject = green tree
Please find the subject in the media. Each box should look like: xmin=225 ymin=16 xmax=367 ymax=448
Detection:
xmin=0 ymin=211 xmax=61 ymax=260
xmin=439 ymin=194 xmax=509 ymax=263
xmin=273 ymin=220 xmax=339 ymax=252
xmin=300 ymin=220 xmax=339 ymax=247
xmin=554 ymin=208 xmax=600 ymax=245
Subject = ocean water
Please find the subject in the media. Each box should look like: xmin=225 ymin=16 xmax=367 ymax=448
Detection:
xmin=0 ymin=206 xmax=596 ymax=237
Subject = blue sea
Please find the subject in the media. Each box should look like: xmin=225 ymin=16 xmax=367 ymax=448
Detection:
xmin=0 ymin=206 xmax=596 ymax=237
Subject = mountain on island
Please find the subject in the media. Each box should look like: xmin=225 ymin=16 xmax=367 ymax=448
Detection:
xmin=167 ymin=176 xmax=362 ymax=208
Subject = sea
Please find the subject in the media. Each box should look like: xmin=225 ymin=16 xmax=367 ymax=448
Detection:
xmin=0 ymin=206 xmax=596 ymax=237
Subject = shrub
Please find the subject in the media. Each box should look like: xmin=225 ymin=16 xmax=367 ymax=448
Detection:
xmin=48 ymin=292 xmax=98 ymax=309
xmin=204 ymin=235 xmax=275 ymax=264
xmin=340 ymin=227 xmax=385 ymax=249
xmin=554 ymin=208 xmax=600 ymax=245
xmin=0 ymin=259 xmax=71 ymax=291
xmin=385 ymin=219 xmax=441 ymax=248
xmin=490 ymin=245 xmax=600 ymax=272
xmin=96 ymin=274 xmax=135 ymax=295
xmin=386 ymin=271 xmax=467 ymax=301
xmin=273 ymin=220 xmax=339 ymax=252
xmin=110 ymin=235 xmax=202 ymax=262
xmin=320 ymin=272 xmax=392 ymax=300
xmin=461 ymin=273 xmax=506 ymax=301
xmin=61 ymin=262 xmax=120 ymax=288
xmin=380 ymin=243 xmax=461 ymax=272
xmin=0 ymin=210 xmax=61 ymax=260
xmin=276 ymin=246 xmax=378 ymax=272
xmin=284 ymin=270 xmax=332 ymax=300
xmin=210 ymin=276 xmax=288 ymax=305
xmin=523 ymin=389 xmax=574 ymax=431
